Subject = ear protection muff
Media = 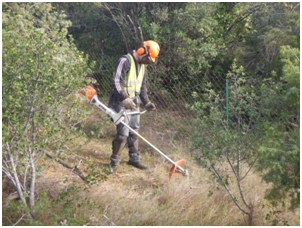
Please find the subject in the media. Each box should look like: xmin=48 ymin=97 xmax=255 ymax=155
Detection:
xmin=136 ymin=46 xmax=146 ymax=56
xmin=137 ymin=45 xmax=151 ymax=56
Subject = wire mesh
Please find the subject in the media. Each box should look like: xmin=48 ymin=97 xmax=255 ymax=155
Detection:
xmin=88 ymin=52 xmax=299 ymax=147
xmin=89 ymin=55 xmax=220 ymax=141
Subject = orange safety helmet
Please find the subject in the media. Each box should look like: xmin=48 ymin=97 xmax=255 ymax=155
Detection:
xmin=136 ymin=40 xmax=160 ymax=62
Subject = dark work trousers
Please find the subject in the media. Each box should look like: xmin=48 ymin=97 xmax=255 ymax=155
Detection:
xmin=109 ymin=102 xmax=141 ymax=166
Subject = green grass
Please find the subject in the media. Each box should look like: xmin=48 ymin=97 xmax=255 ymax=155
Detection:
xmin=3 ymin=189 xmax=104 ymax=226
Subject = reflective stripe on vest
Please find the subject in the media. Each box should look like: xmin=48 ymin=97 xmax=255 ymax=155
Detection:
xmin=124 ymin=54 xmax=145 ymax=98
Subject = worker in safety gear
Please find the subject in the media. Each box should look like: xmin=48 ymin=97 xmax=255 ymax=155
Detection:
xmin=108 ymin=40 xmax=160 ymax=170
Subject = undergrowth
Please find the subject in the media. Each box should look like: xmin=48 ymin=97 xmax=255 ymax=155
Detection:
xmin=3 ymin=186 xmax=104 ymax=226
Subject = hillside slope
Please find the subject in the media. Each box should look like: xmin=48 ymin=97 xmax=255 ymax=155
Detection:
xmin=34 ymin=112 xmax=299 ymax=226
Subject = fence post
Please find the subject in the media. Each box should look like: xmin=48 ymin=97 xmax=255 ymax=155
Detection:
xmin=226 ymin=79 xmax=229 ymax=128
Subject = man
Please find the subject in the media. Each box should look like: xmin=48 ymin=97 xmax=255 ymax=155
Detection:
xmin=108 ymin=40 xmax=160 ymax=170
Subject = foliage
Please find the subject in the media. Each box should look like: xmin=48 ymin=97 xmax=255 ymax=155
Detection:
xmin=280 ymin=45 xmax=300 ymax=109
xmin=3 ymin=188 xmax=103 ymax=226
xmin=139 ymin=3 xmax=223 ymax=99
xmin=190 ymin=2 xmax=299 ymax=212
xmin=216 ymin=2 xmax=300 ymax=77
xmin=2 ymin=2 xmax=92 ymax=211
xmin=255 ymin=45 xmax=299 ymax=209
xmin=52 ymin=3 xmax=122 ymax=59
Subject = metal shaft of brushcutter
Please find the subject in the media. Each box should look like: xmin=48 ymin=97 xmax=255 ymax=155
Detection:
xmin=120 ymin=121 xmax=186 ymax=174
xmin=90 ymin=95 xmax=187 ymax=175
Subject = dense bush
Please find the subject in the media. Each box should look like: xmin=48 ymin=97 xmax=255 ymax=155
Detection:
xmin=2 ymin=2 xmax=92 ymax=211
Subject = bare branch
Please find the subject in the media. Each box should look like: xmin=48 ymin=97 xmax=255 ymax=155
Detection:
xmin=236 ymin=174 xmax=252 ymax=210
xmin=23 ymin=163 xmax=30 ymax=194
xmin=240 ymin=155 xmax=259 ymax=180
xmin=210 ymin=164 xmax=249 ymax=216
xmin=45 ymin=152 xmax=88 ymax=183
xmin=5 ymin=143 xmax=27 ymax=206
xmin=127 ymin=14 xmax=140 ymax=44
xmin=13 ymin=214 xmax=26 ymax=226
xmin=103 ymin=3 xmax=129 ymax=51
xmin=225 ymin=147 xmax=252 ymax=210
xmin=225 ymin=3 xmax=263 ymax=35
xmin=29 ymin=149 xmax=36 ymax=208
xmin=226 ymin=150 xmax=239 ymax=180
xmin=138 ymin=26 xmax=144 ymax=43
xmin=102 ymin=214 xmax=116 ymax=226
xmin=2 ymin=167 xmax=17 ymax=187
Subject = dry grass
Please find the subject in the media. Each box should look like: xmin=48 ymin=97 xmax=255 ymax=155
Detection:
xmin=35 ymin=135 xmax=299 ymax=225
xmin=30 ymin=105 xmax=300 ymax=226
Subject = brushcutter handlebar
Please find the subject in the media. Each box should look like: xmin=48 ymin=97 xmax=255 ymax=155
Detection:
xmin=126 ymin=110 xmax=147 ymax=116
xmin=91 ymin=95 xmax=125 ymax=125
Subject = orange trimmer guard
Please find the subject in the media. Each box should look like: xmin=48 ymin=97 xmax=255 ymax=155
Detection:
xmin=169 ymin=159 xmax=186 ymax=179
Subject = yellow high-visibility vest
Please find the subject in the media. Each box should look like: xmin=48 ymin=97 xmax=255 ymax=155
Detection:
xmin=124 ymin=54 xmax=145 ymax=98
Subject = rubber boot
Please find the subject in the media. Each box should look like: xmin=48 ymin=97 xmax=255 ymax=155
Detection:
xmin=128 ymin=155 xmax=148 ymax=170
xmin=127 ymin=132 xmax=147 ymax=170
xmin=110 ymin=134 xmax=127 ymax=170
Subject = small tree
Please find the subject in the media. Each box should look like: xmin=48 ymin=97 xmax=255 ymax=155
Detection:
xmin=191 ymin=60 xmax=261 ymax=225
xmin=2 ymin=2 xmax=91 ymax=215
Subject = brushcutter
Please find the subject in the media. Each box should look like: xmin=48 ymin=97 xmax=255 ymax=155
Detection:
xmin=80 ymin=85 xmax=189 ymax=178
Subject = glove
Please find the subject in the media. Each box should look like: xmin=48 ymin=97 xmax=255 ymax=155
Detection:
xmin=122 ymin=98 xmax=136 ymax=109
xmin=145 ymin=102 xmax=156 ymax=111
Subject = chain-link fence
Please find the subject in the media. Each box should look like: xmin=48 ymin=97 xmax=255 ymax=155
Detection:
xmin=87 ymin=53 xmax=299 ymax=148
xmin=87 ymin=55 xmax=225 ymax=146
